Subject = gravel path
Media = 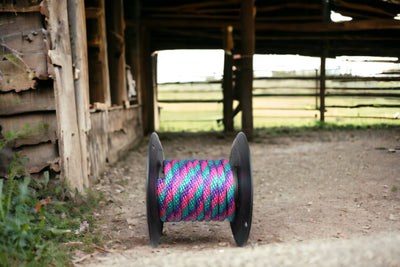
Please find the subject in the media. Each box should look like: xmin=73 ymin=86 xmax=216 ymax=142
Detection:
xmin=84 ymin=232 xmax=400 ymax=266
xmin=78 ymin=128 xmax=400 ymax=266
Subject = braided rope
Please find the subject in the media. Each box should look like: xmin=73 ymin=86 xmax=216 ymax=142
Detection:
xmin=157 ymin=159 xmax=235 ymax=222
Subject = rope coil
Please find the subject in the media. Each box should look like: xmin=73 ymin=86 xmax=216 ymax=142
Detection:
xmin=157 ymin=159 xmax=235 ymax=222
xmin=146 ymin=132 xmax=252 ymax=247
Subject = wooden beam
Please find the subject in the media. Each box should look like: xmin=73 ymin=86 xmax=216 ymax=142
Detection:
xmin=333 ymin=0 xmax=396 ymax=17
xmin=46 ymin=0 xmax=85 ymax=192
xmin=67 ymin=0 xmax=91 ymax=187
xmin=148 ymin=13 xmax=238 ymax=20
xmin=85 ymin=7 xmax=103 ymax=18
xmin=256 ymin=15 xmax=322 ymax=21
xmin=257 ymin=3 xmax=321 ymax=12
xmin=0 ymin=4 xmax=41 ymax=12
xmin=142 ymin=0 xmax=240 ymax=13
xmin=256 ymin=18 xmax=400 ymax=32
xmin=153 ymin=28 xmax=222 ymax=40
xmin=139 ymin=18 xmax=400 ymax=32
xmin=255 ymin=35 xmax=400 ymax=41
xmin=240 ymin=0 xmax=254 ymax=139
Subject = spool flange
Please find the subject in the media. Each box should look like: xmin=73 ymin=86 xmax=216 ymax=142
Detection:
xmin=229 ymin=132 xmax=253 ymax=247
xmin=146 ymin=132 xmax=164 ymax=248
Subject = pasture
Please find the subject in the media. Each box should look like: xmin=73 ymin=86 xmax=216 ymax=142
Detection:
xmin=157 ymin=78 xmax=400 ymax=132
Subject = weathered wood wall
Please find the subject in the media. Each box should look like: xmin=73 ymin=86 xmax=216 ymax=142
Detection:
xmin=1 ymin=0 xmax=146 ymax=189
xmin=88 ymin=106 xmax=142 ymax=182
xmin=0 ymin=5 xmax=59 ymax=176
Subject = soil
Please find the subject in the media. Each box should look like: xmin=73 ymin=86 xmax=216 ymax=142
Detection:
xmin=76 ymin=128 xmax=400 ymax=266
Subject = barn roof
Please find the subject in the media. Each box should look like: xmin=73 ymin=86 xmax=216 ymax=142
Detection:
xmin=125 ymin=0 xmax=400 ymax=57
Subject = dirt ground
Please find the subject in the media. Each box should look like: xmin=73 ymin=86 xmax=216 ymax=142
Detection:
xmin=76 ymin=128 xmax=400 ymax=266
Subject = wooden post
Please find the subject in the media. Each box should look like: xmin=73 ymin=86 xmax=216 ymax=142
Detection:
xmin=139 ymin=26 xmax=155 ymax=134
xmin=319 ymin=53 xmax=326 ymax=121
xmin=106 ymin=0 xmax=127 ymax=106
xmin=315 ymin=69 xmax=319 ymax=110
xmin=152 ymin=53 xmax=159 ymax=130
xmin=67 ymin=0 xmax=91 ymax=187
xmin=240 ymin=0 xmax=255 ymax=139
xmin=320 ymin=0 xmax=330 ymax=122
xmin=223 ymin=26 xmax=234 ymax=132
xmin=47 ymin=0 xmax=85 ymax=192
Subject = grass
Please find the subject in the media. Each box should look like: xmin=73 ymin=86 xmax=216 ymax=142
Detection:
xmin=157 ymin=82 xmax=400 ymax=132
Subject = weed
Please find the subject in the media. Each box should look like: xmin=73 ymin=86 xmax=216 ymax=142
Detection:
xmin=391 ymin=185 xmax=398 ymax=192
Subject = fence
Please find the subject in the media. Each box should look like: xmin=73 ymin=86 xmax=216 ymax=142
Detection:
xmin=157 ymin=74 xmax=400 ymax=131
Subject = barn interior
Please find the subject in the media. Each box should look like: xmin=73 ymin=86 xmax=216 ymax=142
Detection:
xmin=121 ymin=0 xmax=400 ymax=137
xmin=1 ymin=0 xmax=400 ymax=189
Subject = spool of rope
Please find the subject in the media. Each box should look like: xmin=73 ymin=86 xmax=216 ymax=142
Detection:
xmin=146 ymin=132 xmax=253 ymax=248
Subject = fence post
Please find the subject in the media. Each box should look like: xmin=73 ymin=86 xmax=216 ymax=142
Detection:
xmin=240 ymin=0 xmax=255 ymax=139
xmin=320 ymin=53 xmax=326 ymax=122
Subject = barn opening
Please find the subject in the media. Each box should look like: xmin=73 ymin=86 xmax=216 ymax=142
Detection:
xmin=156 ymin=50 xmax=400 ymax=132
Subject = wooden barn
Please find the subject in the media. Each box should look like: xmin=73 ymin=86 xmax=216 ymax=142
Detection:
xmin=1 ymin=0 xmax=400 ymax=191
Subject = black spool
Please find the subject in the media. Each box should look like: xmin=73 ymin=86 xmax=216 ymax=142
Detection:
xmin=146 ymin=132 xmax=253 ymax=248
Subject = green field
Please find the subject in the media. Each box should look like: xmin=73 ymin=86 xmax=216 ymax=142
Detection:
xmin=157 ymin=81 xmax=400 ymax=132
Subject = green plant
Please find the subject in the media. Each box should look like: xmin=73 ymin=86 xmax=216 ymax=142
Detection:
xmin=0 ymin=128 xmax=104 ymax=266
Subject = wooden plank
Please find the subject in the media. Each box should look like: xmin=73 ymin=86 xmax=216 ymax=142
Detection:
xmin=1 ymin=113 xmax=57 ymax=147
xmin=0 ymin=13 xmax=48 ymax=91
xmin=240 ymin=0 xmax=254 ymax=139
xmin=88 ymin=111 xmax=109 ymax=182
xmin=0 ymin=60 xmax=38 ymax=92
xmin=0 ymin=12 xmax=43 ymax=34
xmin=46 ymin=0 xmax=86 ymax=192
xmin=88 ymin=106 xmax=143 ymax=181
xmin=0 ymin=85 xmax=55 ymax=115
xmin=107 ymin=107 xmax=143 ymax=163
xmin=0 ymin=4 xmax=41 ymax=13
xmin=18 ymin=142 xmax=59 ymax=174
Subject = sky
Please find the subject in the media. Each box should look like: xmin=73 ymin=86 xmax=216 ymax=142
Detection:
xmin=157 ymin=50 xmax=399 ymax=84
